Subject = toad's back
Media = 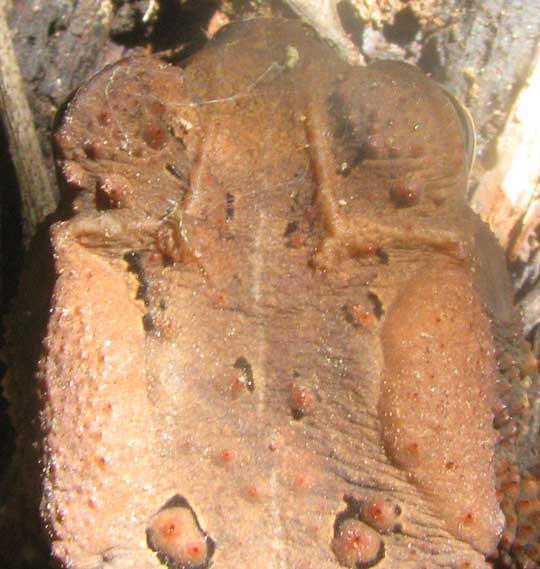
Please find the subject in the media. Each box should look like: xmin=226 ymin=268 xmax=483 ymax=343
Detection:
xmin=8 ymin=18 xmax=535 ymax=569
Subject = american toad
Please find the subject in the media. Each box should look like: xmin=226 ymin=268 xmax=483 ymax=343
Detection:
xmin=3 ymin=18 xmax=540 ymax=569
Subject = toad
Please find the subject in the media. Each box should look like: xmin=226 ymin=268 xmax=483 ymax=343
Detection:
xmin=3 ymin=17 xmax=540 ymax=569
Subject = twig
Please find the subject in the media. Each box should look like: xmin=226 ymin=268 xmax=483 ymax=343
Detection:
xmin=0 ymin=1 xmax=56 ymax=242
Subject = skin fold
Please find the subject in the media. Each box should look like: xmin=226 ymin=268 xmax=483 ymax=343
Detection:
xmin=3 ymin=18 xmax=539 ymax=569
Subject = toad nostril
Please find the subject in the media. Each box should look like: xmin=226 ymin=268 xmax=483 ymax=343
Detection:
xmin=147 ymin=495 xmax=215 ymax=569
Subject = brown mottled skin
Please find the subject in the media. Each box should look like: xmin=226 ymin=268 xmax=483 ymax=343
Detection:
xmin=3 ymin=18 xmax=540 ymax=569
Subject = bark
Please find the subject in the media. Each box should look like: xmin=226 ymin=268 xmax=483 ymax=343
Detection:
xmin=0 ymin=2 xmax=55 ymax=239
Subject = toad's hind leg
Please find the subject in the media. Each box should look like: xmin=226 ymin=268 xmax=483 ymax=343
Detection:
xmin=379 ymin=258 xmax=504 ymax=555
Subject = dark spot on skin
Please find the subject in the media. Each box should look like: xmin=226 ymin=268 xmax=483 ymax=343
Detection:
xmin=375 ymin=249 xmax=389 ymax=265
xmin=367 ymin=292 xmax=384 ymax=320
xmin=233 ymin=356 xmax=254 ymax=392
xmin=143 ymin=313 xmax=155 ymax=332
xmin=291 ymin=409 xmax=303 ymax=421
xmin=284 ymin=220 xmax=307 ymax=249
xmin=124 ymin=250 xmax=150 ymax=305
xmin=226 ymin=192 xmax=234 ymax=221
xmin=284 ymin=221 xmax=298 ymax=237
xmin=343 ymin=304 xmax=360 ymax=329
xmin=284 ymin=220 xmax=306 ymax=248
xmin=163 ymin=255 xmax=175 ymax=267
xmin=147 ymin=495 xmax=215 ymax=569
